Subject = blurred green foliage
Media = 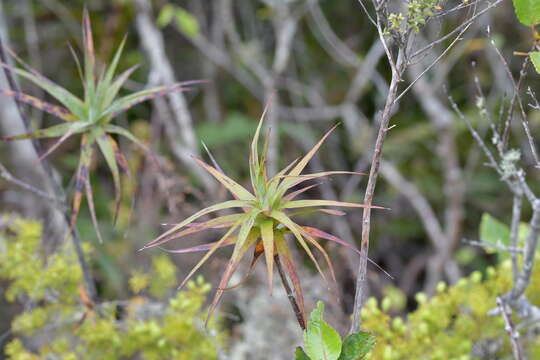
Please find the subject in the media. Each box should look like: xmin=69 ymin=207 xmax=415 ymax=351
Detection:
xmin=0 ymin=215 xmax=226 ymax=360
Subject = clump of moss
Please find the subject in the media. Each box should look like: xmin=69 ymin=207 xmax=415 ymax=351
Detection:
xmin=0 ymin=215 xmax=226 ymax=359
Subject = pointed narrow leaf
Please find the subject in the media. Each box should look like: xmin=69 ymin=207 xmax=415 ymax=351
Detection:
xmin=1 ymin=121 xmax=88 ymax=141
xmin=0 ymin=90 xmax=75 ymax=121
xmin=206 ymin=228 xmax=260 ymax=325
xmin=82 ymin=8 xmax=96 ymax=99
xmin=279 ymin=171 xmax=365 ymax=195
xmin=103 ymin=80 xmax=207 ymax=117
xmin=103 ymin=125 xmax=152 ymax=155
xmin=299 ymin=227 xmax=337 ymax=285
xmin=69 ymin=134 xmax=95 ymax=231
xmin=249 ymin=100 xmax=271 ymax=193
xmin=222 ymin=242 xmax=264 ymax=290
xmin=276 ymin=233 xmax=306 ymax=324
xmin=303 ymin=226 xmax=393 ymax=280
xmin=68 ymin=42 xmax=84 ymax=84
xmin=84 ymin=171 xmax=104 ymax=243
xmin=2 ymin=52 xmax=85 ymax=117
xmin=193 ymin=157 xmax=255 ymax=201
xmin=270 ymin=211 xmax=326 ymax=281
xmin=288 ymin=124 xmax=338 ymax=178
xmin=267 ymin=157 xmax=300 ymax=192
xmin=146 ymin=214 xmax=243 ymax=250
xmin=160 ymin=237 xmax=236 ymax=254
xmin=101 ymin=64 xmax=139 ymax=109
xmin=96 ymin=134 xmax=122 ymax=224
xmin=282 ymin=200 xmax=386 ymax=210
xmin=112 ymin=141 xmax=130 ymax=175
xmin=289 ymin=209 xmax=346 ymax=217
xmin=233 ymin=210 xmax=260 ymax=251
xmin=37 ymin=125 xmax=80 ymax=162
xmin=282 ymin=183 xmax=321 ymax=202
xmin=143 ymin=200 xmax=250 ymax=249
xmin=177 ymin=220 xmax=243 ymax=291
xmin=201 ymin=141 xmax=224 ymax=173
xmin=99 ymin=35 xmax=127 ymax=92
xmin=260 ymin=220 xmax=275 ymax=292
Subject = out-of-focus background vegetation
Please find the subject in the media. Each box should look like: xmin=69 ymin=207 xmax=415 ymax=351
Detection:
xmin=0 ymin=0 xmax=539 ymax=359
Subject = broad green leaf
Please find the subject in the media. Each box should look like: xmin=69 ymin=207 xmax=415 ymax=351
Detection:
xmin=338 ymin=332 xmax=376 ymax=360
xmin=530 ymin=51 xmax=540 ymax=75
xmin=157 ymin=4 xmax=176 ymax=27
xmin=295 ymin=347 xmax=311 ymax=360
xmin=512 ymin=0 xmax=540 ymax=26
xmin=479 ymin=213 xmax=510 ymax=248
xmin=304 ymin=301 xmax=342 ymax=360
xmin=174 ymin=7 xmax=200 ymax=38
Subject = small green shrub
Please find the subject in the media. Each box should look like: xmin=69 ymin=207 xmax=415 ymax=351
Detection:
xmin=0 ymin=215 xmax=225 ymax=360
xmin=360 ymin=260 xmax=540 ymax=359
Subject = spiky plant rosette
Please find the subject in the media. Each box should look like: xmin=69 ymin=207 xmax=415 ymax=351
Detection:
xmin=0 ymin=11 xmax=201 ymax=242
xmin=143 ymin=104 xmax=386 ymax=325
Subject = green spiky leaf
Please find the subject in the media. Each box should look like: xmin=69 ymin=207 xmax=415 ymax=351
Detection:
xmin=147 ymin=101 xmax=385 ymax=326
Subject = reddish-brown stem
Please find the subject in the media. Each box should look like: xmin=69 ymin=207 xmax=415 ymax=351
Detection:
xmin=275 ymin=255 xmax=306 ymax=330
